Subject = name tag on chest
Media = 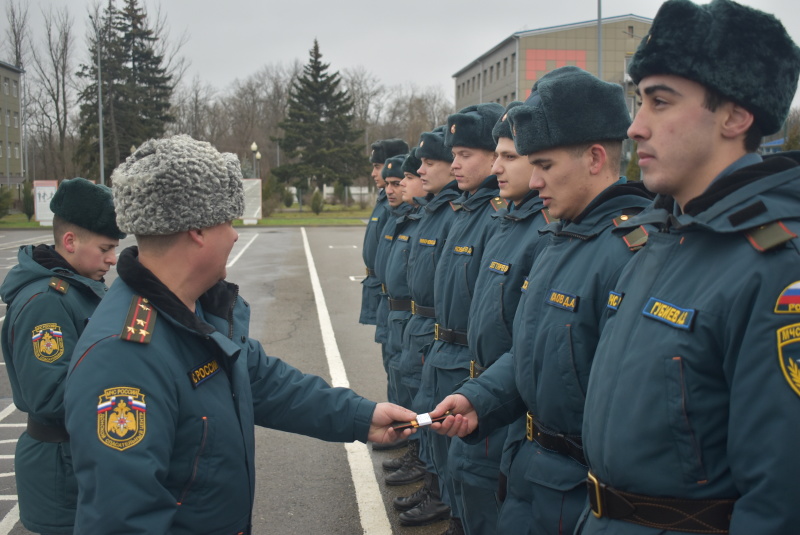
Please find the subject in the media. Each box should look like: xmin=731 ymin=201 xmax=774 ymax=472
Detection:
xmin=546 ymin=289 xmax=579 ymax=312
xmin=642 ymin=297 xmax=696 ymax=330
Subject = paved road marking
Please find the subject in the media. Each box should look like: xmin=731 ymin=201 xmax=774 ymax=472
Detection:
xmin=0 ymin=504 xmax=19 ymax=533
xmin=300 ymin=227 xmax=391 ymax=535
xmin=227 ymin=233 xmax=259 ymax=268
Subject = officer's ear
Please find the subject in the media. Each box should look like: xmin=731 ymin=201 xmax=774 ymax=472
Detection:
xmin=62 ymin=231 xmax=78 ymax=254
xmin=187 ymin=228 xmax=205 ymax=247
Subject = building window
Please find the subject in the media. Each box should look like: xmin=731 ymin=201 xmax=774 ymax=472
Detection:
xmin=504 ymin=58 xmax=508 ymax=77
xmin=0 ymin=140 xmax=3 ymax=158
xmin=14 ymin=143 xmax=19 ymax=159
xmin=628 ymin=25 xmax=635 ymax=37
xmin=6 ymin=142 xmax=10 ymax=159
xmin=497 ymin=61 xmax=501 ymax=78
xmin=490 ymin=66 xmax=494 ymax=83
xmin=12 ymin=80 xmax=18 ymax=97
xmin=511 ymin=53 xmax=516 ymax=73
xmin=511 ymin=91 xmax=516 ymax=100
xmin=5 ymin=110 xmax=9 ymax=127
xmin=14 ymin=112 xmax=18 ymax=128
xmin=483 ymin=70 xmax=487 ymax=86
xmin=3 ymin=78 xmax=8 ymax=95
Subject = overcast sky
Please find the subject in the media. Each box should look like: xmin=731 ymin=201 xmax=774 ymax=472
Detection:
xmin=18 ymin=0 xmax=800 ymax=106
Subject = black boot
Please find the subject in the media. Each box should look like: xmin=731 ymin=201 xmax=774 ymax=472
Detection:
xmin=393 ymin=471 xmax=433 ymax=511
xmin=382 ymin=447 xmax=411 ymax=472
xmin=372 ymin=436 xmax=409 ymax=451
xmin=440 ymin=517 xmax=465 ymax=535
xmin=398 ymin=473 xmax=450 ymax=526
xmin=385 ymin=439 xmax=425 ymax=485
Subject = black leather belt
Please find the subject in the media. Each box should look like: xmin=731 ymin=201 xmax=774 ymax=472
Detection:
xmin=389 ymin=298 xmax=412 ymax=311
xmin=411 ymin=301 xmax=436 ymax=318
xmin=26 ymin=417 xmax=70 ymax=443
xmin=469 ymin=360 xmax=487 ymax=378
xmin=365 ymin=267 xmax=376 ymax=277
xmin=434 ymin=324 xmax=468 ymax=346
xmin=587 ymin=471 xmax=735 ymax=533
xmin=526 ymin=413 xmax=586 ymax=465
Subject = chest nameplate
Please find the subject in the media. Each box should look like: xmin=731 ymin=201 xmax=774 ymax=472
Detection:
xmin=546 ymin=289 xmax=578 ymax=312
xmin=642 ymin=297 xmax=696 ymax=330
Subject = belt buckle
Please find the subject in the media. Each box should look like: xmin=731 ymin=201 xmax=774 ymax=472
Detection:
xmin=365 ymin=267 xmax=370 ymax=277
xmin=381 ymin=284 xmax=387 ymax=294
xmin=526 ymin=412 xmax=534 ymax=441
xmin=434 ymin=323 xmax=440 ymax=341
xmin=470 ymin=360 xmax=476 ymax=379
xmin=411 ymin=301 xmax=417 ymax=314
xmin=587 ymin=471 xmax=604 ymax=518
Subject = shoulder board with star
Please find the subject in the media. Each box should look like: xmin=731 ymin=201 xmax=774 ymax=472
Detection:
xmin=48 ymin=277 xmax=70 ymax=294
xmin=490 ymin=197 xmax=508 ymax=211
xmin=541 ymin=208 xmax=558 ymax=224
xmin=120 ymin=295 xmax=157 ymax=344
xmin=744 ymin=221 xmax=797 ymax=253
xmin=450 ymin=201 xmax=462 ymax=212
xmin=612 ymin=215 xmax=649 ymax=251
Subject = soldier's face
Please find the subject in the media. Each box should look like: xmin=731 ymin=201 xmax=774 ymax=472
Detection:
xmin=372 ymin=163 xmax=386 ymax=188
xmin=204 ymin=221 xmax=239 ymax=281
xmin=400 ymin=172 xmax=425 ymax=204
xmin=385 ymin=177 xmax=404 ymax=207
xmin=451 ymin=147 xmax=495 ymax=194
xmin=418 ymin=158 xmax=452 ymax=195
xmin=528 ymin=147 xmax=593 ymax=221
xmin=71 ymin=233 xmax=119 ymax=281
xmin=492 ymin=137 xmax=533 ymax=205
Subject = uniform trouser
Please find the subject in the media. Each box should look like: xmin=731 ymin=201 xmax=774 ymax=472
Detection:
xmin=497 ymin=440 xmax=587 ymax=535
xmin=386 ymin=310 xmax=411 ymax=406
xmin=16 ymin=433 xmax=76 ymax=534
xmin=455 ymin=480 xmax=500 ymax=535
xmin=359 ymin=278 xmax=381 ymax=325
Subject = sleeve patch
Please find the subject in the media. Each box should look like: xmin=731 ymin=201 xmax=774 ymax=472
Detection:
xmin=97 ymin=387 xmax=147 ymax=451
xmin=31 ymin=323 xmax=65 ymax=363
xmin=778 ymin=324 xmax=800 ymax=398
xmin=775 ymin=281 xmax=800 ymax=314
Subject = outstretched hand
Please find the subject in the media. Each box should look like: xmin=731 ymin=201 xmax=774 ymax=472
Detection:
xmin=429 ymin=394 xmax=478 ymax=438
xmin=368 ymin=402 xmax=417 ymax=443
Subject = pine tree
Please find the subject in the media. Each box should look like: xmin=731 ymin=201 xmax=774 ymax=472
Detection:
xmin=273 ymin=40 xmax=365 ymax=194
xmin=75 ymin=0 xmax=173 ymax=183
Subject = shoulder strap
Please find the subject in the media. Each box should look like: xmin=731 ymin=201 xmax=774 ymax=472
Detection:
xmin=48 ymin=277 xmax=70 ymax=295
xmin=490 ymin=196 xmax=508 ymax=211
xmin=744 ymin=221 xmax=797 ymax=252
xmin=613 ymin=216 xmax=649 ymax=251
xmin=120 ymin=295 xmax=157 ymax=344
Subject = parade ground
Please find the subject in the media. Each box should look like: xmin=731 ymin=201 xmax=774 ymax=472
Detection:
xmin=0 ymin=227 xmax=444 ymax=535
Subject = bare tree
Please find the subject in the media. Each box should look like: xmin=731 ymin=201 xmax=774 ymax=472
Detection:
xmin=30 ymin=6 xmax=76 ymax=179
xmin=3 ymin=0 xmax=30 ymax=68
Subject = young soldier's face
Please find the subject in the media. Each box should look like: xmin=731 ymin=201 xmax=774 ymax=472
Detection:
xmin=418 ymin=158 xmax=452 ymax=194
xmin=385 ymin=177 xmax=404 ymax=207
xmin=629 ymin=74 xmax=731 ymax=209
xmin=371 ymin=163 xmax=386 ymax=188
xmin=492 ymin=137 xmax=533 ymax=205
xmin=71 ymin=232 xmax=120 ymax=281
xmin=400 ymin=172 xmax=425 ymax=203
xmin=451 ymin=147 xmax=495 ymax=194
xmin=528 ymin=147 xmax=594 ymax=221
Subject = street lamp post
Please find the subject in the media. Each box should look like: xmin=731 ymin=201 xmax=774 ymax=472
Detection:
xmin=91 ymin=15 xmax=105 ymax=186
xmin=250 ymin=142 xmax=258 ymax=178
xmin=255 ymin=151 xmax=261 ymax=178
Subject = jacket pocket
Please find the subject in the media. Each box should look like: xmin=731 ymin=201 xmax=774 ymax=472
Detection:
xmin=663 ymin=356 xmax=707 ymax=484
xmin=178 ymin=416 xmax=215 ymax=505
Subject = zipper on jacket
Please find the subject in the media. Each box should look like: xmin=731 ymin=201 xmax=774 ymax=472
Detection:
xmin=177 ymin=416 xmax=209 ymax=505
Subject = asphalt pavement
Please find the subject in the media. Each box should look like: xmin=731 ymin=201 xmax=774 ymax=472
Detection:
xmin=0 ymin=227 xmax=447 ymax=535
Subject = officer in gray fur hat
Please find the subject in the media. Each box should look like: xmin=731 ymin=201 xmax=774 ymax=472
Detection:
xmin=63 ymin=134 xmax=417 ymax=534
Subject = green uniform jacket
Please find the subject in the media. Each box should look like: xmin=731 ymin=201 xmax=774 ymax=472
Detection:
xmin=0 ymin=244 xmax=107 ymax=534
xmin=581 ymin=154 xmax=800 ymax=535
xmin=360 ymin=190 xmax=390 ymax=325
xmin=65 ymin=247 xmax=376 ymax=535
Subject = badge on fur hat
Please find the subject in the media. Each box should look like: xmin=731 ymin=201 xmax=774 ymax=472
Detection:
xmin=32 ymin=323 xmax=64 ymax=363
xmin=778 ymin=324 xmax=800 ymax=398
xmin=97 ymin=387 xmax=147 ymax=451
xmin=450 ymin=124 xmax=456 ymax=134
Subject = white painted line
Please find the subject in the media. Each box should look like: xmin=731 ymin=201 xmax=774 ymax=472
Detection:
xmin=0 ymin=495 xmax=18 ymax=500
xmin=328 ymin=245 xmax=358 ymax=249
xmin=0 ymin=316 xmax=5 ymax=323
xmin=0 ymin=234 xmax=51 ymax=251
xmin=0 ymin=473 xmax=14 ymax=479
xmin=0 ymin=439 xmax=17 ymax=445
xmin=0 ymin=456 xmax=12 ymax=460
xmin=226 ymin=234 xmax=259 ymax=268
xmin=0 ymin=503 xmax=19 ymax=534
xmin=0 ymin=404 xmax=15 ymax=422
xmin=300 ymin=227 xmax=391 ymax=535
xmin=0 ymin=424 xmax=24 ymax=428
xmin=349 ymin=276 xmax=366 ymax=282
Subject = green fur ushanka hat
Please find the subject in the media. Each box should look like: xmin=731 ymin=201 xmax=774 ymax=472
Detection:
xmin=50 ymin=177 xmax=126 ymax=239
xmin=628 ymin=0 xmax=800 ymax=135
xmin=492 ymin=101 xmax=523 ymax=144
xmin=112 ymin=134 xmax=245 ymax=235
xmin=381 ymin=154 xmax=407 ymax=180
xmin=370 ymin=139 xmax=410 ymax=164
xmin=416 ymin=126 xmax=453 ymax=163
xmin=402 ymin=147 xmax=422 ymax=177
xmin=445 ymin=102 xmax=505 ymax=151
xmin=507 ymin=66 xmax=630 ymax=156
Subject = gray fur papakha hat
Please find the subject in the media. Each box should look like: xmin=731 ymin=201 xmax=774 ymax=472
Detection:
xmin=112 ymin=134 xmax=245 ymax=235
xmin=507 ymin=66 xmax=630 ymax=156
xmin=402 ymin=147 xmax=422 ymax=177
xmin=370 ymin=139 xmax=410 ymax=164
xmin=381 ymin=154 xmax=408 ymax=180
xmin=628 ymin=0 xmax=800 ymax=135
xmin=492 ymin=101 xmax=523 ymax=144
xmin=50 ymin=177 xmax=126 ymax=239
xmin=445 ymin=102 xmax=505 ymax=151
xmin=416 ymin=126 xmax=453 ymax=163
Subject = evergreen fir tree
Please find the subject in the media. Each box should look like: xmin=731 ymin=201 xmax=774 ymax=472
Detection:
xmin=76 ymin=0 xmax=173 ymax=183
xmin=273 ymin=40 xmax=365 ymax=193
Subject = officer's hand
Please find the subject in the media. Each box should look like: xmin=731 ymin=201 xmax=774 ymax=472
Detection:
xmin=429 ymin=394 xmax=478 ymax=438
xmin=368 ymin=402 xmax=417 ymax=443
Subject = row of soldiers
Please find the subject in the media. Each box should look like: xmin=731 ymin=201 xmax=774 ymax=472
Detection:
xmin=360 ymin=1 xmax=800 ymax=534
